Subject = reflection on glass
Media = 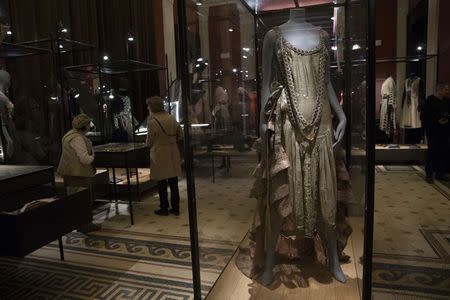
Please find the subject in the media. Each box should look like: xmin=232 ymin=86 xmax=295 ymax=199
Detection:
xmin=1 ymin=1 xmax=195 ymax=298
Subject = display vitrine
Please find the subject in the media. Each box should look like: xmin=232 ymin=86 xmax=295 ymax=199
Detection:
xmin=176 ymin=0 xmax=372 ymax=299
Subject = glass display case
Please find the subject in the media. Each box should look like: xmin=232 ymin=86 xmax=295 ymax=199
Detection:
xmin=177 ymin=0 xmax=370 ymax=298
xmin=65 ymin=59 xmax=167 ymax=144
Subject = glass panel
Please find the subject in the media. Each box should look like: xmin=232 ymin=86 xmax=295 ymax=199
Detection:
xmin=375 ymin=0 xmax=428 ymax=148
xmin=182 ymin=1 xmax=368 ymax=298
xmin=183 ymin=0 xmax=258 ymax=297
xmin=372 ymin=1 xmax=450 ymax=299
xmin=1 ymin=1 xmax=194 ymax=298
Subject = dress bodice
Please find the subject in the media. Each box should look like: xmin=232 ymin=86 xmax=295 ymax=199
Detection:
xmin=272 ymin=27 xmax=331 ymax=143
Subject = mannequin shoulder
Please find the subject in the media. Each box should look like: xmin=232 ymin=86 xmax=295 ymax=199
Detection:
xmin=263 ymin=29 xmax=278 ymax=45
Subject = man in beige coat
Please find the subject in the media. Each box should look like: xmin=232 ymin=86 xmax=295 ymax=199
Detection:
xmin=146 ymin=96 xmax=182 ymax=216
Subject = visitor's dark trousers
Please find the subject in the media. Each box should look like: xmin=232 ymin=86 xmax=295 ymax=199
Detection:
xmin=425 ymin=130 xmax=447 ymax=177
xmin=157 ymin=177 xmax=180 ymax=212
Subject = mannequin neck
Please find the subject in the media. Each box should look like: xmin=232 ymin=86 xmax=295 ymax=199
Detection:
xmin=289 ymin=8 xmax=306 ymax=23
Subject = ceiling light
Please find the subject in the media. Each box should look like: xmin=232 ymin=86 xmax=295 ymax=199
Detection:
xmin=352 ymin=44 xmax=361 ymax=50
xmin=6 ymin=30 xmax=12 ymax=35
xmin=197 ymin=58 xmax=203 ymax=62
xmin=61 ymin=28 xmax=68 ymax=33
xmin=228 ymin=28 xmax=234 ymax=32
xmin=74 ymin=93 xmax=80 ymax=99
xmin=232 ymin=68 xmax=237 ymax=73
xmin=417 ymin=46 xmax=423 ymax=51
xmin=331 ymin=46 xmax=338 ymax=51
xmin=59 ymin=44 xmax=64 ymax=49
xmin=109 ymin=93 xmax=114 ymax=99
xmin=331 ymin=17 xmax=335 ymax=21
xmin=195 ymin=64 xmax=200 ymax=67
xmin=128 ymin=36 xmax=134 ymax=42
xmin=242 ymin=55 xmax=248 ymax=59
xmin=103 ymin=55 xmax=109 ymax=61
xmin=243 ymin=47 xmax=250 ymax=52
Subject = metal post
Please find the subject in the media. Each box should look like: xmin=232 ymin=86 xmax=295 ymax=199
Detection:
xmin=165 ymin=54 xmax=171 ymax=114
xmin=343 ymin=0 xmax=352 ymax=167
xmin=126 ymin=156 xmax=134 ymax=225
xmin=58 ymin=237 xmax=65 ymax=261
xmin=55 ymin=23 xmax=69 ymax=133
xmin=126 ymin=34 xmax=135 ymax=143
xmin=363 ymin=0 xmax=376 ymax=299
xmin=177 ymin=1 xmax=202 ymax=299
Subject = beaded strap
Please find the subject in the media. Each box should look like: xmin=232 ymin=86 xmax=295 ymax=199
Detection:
xmin=275 ymin=27 xmax=328 ymax=149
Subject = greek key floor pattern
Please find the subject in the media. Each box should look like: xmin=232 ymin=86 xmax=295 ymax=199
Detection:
xmin=372 ymin=166 xmax=450 ymax=299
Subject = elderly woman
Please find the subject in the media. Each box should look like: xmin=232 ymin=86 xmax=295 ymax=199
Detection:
xmin=146 ymin=96 xmax=182 ymax=216
xmin=57 ymin=113 xmax=95 ymax=179
xmin=57 ymin=113 xmax=99 ymax=232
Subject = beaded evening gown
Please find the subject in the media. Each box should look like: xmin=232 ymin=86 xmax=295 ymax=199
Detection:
xmin=237 ymin=27 xmax=341 ymax=280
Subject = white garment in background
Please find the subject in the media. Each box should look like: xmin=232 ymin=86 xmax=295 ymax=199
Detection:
xmin=400 ymin=77 xmax=422 ymax=128
xmin=379 ymin=76 xmax=396 ymax=136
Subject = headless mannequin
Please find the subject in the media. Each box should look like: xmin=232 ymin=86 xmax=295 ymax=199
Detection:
xmin=0 ymin=70 xmax=15 ymax=159
xmin=259 ymin=8 xmax=347 ymax=285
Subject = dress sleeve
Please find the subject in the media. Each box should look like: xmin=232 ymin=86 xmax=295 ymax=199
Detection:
xmin=70 ymin=136 xmax=95 ymax=165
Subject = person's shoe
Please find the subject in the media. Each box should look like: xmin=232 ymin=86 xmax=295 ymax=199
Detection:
xmin=154 ymin=209 xmax=169 ymax=216
xmin=425 ymin=176 xmax=434 ymax=184
xmin=436 ymin=174 xmax=450 ymax=182
xmin=169 ymin=209 xmax=180 ymax=216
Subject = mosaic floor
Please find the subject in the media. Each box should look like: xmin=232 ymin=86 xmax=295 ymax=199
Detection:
xmin=0 ymin=158 xmax=257 ymax=300
xmin=1 ymin=159 xmax=448 ymax=299
xmin=372 ymin=166 xmax=450 ymax=299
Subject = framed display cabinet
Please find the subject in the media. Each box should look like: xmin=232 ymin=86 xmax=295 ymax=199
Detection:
xmin=176 ymin=0 xmax=374 ymax=299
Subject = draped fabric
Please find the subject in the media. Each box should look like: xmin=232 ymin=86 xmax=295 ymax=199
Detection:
xmin=237 ymin=27 xmax=341 ymax=280
xmin=400 ymin=77 xmax=422 ymax=128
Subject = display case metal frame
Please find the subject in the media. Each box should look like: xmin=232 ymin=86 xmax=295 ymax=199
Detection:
xmin=177 ymin=0 xmax=376 ymax=299
xmin=0 ymin=23 xmax=95 ymax=164
xmin=65 ymin=57 xmax=167 ymax=144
